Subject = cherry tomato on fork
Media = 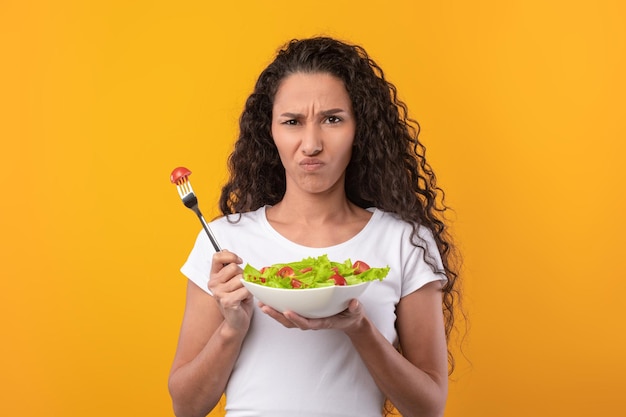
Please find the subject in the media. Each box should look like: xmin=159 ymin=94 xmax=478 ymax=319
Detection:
xmin=169 ymin=167 xmax=192 ymax=184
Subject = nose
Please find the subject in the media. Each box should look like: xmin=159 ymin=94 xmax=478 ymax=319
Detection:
xmin=301 ymin=124 xmax=323 ymax=156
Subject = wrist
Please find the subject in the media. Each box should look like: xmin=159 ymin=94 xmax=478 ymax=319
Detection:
xmin=219 ymin=320 xmax=249 ymax=345
xmin=345 ymin=315 xmax=372 ymax=339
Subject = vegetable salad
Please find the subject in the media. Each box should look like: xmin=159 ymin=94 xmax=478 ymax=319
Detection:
xmin=242 ymin=254 xmax=389 ymax=289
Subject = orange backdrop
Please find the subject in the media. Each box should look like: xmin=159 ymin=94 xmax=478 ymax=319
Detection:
xmin=1 ymin=1 xmax=625 ymax=416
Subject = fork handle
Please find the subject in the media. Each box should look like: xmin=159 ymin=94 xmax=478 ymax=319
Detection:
xmin=190 ymin=206 xmax=222 ymax=252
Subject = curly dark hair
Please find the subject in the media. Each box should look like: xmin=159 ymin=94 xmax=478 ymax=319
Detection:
xmin=220 ymin=36 xmax=462 ymax=374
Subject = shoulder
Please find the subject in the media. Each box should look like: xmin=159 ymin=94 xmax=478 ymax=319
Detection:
xmin=368 ymin=209 xmax=441 ymax=271
xmin=371 ymin=209 xmax=436 ymax=241
xmin=207 ymin=207 xmax=272 ymax=251
xmin=369 ymin=209 xmax=422 ymax=240
xmin=370 ymin=208 xmax=412 ymax=227
xmin=210 ymin=207 xmax=266 ymax=228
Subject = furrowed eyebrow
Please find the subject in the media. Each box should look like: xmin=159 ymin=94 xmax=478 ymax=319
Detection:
xmin=320 ymin=108 xmax=347 ymax=116
xmin=278 ymin=112 xmax=303 ymax=119
xmin=278 ymin=109 xmax=347 ymax=118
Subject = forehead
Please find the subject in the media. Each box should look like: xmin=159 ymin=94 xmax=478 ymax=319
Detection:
xmin=273 ymin=72 xmax=351 ymax=109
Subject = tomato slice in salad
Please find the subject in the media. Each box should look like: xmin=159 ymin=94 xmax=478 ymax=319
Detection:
xmin=329 ymin=273 xmax=347 ymax=286
xmin=352 ymin=260 xmax=370 ymax=274
xmin=277 ymin=266 xmax=295 ymax=277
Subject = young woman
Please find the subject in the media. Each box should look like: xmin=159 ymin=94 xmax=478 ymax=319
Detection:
xmin=168 ymin=37 xmax=461 ymax=417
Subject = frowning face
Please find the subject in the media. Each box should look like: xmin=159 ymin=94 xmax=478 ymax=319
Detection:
xmin=271 ymin=72 xmax=356 ymax=196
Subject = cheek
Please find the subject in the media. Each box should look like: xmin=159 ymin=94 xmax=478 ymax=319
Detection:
xmin=341 ymin=130 xmax=356 ymax=160
xmin=270 ymin=125 xmax=285 ymax=152
xmin=272 ymin=136 xmax=291 ymax=156
xmin=345 ymin=144 xmax=355 ymax=162
xmin=270 ymin=132 xmax=297 ymax=163
xmin=336 ymin=141 xmax=354 ymax=166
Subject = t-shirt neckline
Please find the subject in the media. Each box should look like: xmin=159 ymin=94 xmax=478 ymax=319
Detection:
xmin=259 ymin=205 xmax=381 ymax=251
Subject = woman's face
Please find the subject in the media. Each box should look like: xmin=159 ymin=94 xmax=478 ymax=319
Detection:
xmin=271 ymin=72 xmax=356 ymax=197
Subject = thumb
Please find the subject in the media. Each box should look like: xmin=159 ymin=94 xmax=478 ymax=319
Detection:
xmin=348 ymin=299 xmax=361 ymax=313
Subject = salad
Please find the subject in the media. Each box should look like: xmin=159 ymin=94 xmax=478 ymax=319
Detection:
xmin=242 ymin=254 xmax=390 ymax=289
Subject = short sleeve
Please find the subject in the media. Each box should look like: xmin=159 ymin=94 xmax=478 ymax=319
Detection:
xmin=400 ymin=226 xmax=447 ymax=297
xmin=180 ymin=230 xmax=214 ymax=295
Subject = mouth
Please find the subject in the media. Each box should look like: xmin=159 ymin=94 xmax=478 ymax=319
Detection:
xmin=299 ymin=158 xmax=324 ymax=171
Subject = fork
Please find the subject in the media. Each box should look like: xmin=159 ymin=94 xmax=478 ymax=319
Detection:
xmin=170 ymin=167 xmax=222 ymax=253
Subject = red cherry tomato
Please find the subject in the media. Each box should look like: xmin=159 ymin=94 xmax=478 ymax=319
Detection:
xmin=170 ymin=167 xmax=191 ymax=184
xmin=277 ymin=266 xmax=295 ymax=277
xmin=300 ymin=267 xmax=313 ymax=273
xmin=329 ymin=273 xmax=347 ymax=286
xmin=352 ymin=260 xmax=370 ymax=274
xmin=290 ymin=278 xmax=303 ymax=288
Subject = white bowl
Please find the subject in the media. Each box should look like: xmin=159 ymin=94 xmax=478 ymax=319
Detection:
xmin=241 ymin=279 xmax=372 ymax=319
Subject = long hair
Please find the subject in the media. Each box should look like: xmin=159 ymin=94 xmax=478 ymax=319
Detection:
xmin=220 ymin=36 xmax=463 ymax=375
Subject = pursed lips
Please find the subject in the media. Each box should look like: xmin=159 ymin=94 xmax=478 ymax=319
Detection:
xmin=299 ymin=158 xmax=324 ymax=171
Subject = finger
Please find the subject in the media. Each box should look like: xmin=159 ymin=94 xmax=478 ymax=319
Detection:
xmin=259 ymin=303 xmax=296 ymax=328
xmin=347 ymin=299 xmax=361 ymax=313
xmin=209 ymin=272 xmax=245 ymax=296
xmin=284 ymin=312 xmax=329 ymax=330
xmin=215 ymin=268 xmax=244 ymax=288
xmin=211 ymin=250 xmax=242 ymax=274
xmin=213 ymin=249 xmax=242 ymax=267
xmin=210 ymin=263 xmax=243 ymax=287
xmin=220 ymin=286 xmax=253 ymax=308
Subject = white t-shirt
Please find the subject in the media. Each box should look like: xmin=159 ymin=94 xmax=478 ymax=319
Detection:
xmin=181 ymin=206 xmax=445 ymax=417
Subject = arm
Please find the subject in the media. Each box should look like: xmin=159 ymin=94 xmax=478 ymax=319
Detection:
xmin=346 ymin=281 xmax=449 ymax=417
xmin=262 ymin=280 xmax=448 ymax=417
xmin=168 ymin=251 xmax=253 ymax=417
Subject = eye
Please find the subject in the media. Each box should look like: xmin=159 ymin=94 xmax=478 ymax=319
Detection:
xmin=325 ymin=116 xmax=342 ymax=124
xmin=282 ymin=119 xmax=298 ymax=126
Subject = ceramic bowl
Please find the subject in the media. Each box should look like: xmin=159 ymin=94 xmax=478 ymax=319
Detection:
xmin=241 ymin=279 xmax=372 ymax=319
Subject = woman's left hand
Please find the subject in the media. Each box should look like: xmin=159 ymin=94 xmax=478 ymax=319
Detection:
xmin=259 ymin=299 xmax=365 ymax=332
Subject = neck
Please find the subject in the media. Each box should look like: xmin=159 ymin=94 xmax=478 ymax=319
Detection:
xmin=265 ymin=185 xmax=372 ymax=248
xmin=269 ymin=189 xmax=357 ymax=226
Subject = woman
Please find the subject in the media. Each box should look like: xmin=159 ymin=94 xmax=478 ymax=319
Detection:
xmin=168 ymin=37 xmax=461 ymax=417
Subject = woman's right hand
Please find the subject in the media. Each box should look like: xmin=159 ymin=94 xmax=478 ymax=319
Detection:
xmin=208 ymin=250 xmax=254 ymax=333
xmin=169 ymin=250 xmax=254 ymax=416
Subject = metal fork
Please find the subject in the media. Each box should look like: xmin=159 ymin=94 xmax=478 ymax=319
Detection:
xmin=171 ymin=167 xmax=222 ymax=253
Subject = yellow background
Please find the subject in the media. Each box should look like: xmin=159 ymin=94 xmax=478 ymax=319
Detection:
xmin=1 ymin=1 xmax=625 ymax=416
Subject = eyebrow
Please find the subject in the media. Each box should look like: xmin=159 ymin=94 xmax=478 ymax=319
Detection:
xmin=321 ymin=108 xmax=347 ymax=116
xmin=278 ymin=108 xmax=349 ymax=118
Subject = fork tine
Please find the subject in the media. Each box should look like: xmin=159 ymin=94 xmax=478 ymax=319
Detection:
xmin=176 ymin=177 xmax=194 ymax=199
xmin=184 ymin=180 xmax=194 ymax=194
